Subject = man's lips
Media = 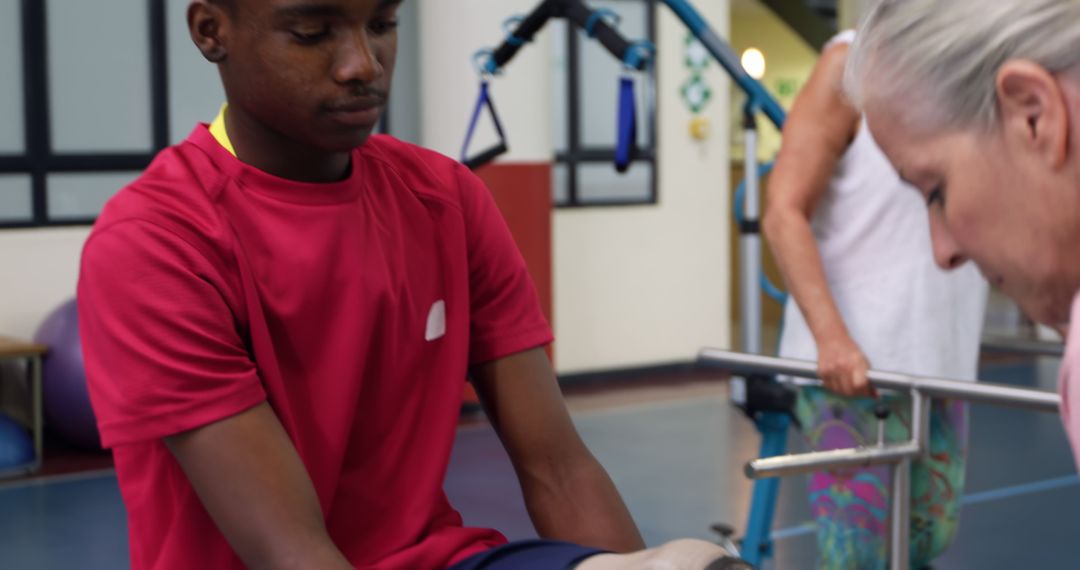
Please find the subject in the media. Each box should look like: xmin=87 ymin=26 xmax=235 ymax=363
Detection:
xmin=325 ymin=98 xmax=386 ymax=113
xmin=324 ymin=99 xmax=386 ymax=126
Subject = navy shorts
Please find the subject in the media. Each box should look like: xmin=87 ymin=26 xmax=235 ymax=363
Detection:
xmin=448 ymin=539 xmax=607 ymax=570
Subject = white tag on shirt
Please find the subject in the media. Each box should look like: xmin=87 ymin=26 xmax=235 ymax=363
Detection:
xmin=425 ymin=300 xmax=446 ymax=341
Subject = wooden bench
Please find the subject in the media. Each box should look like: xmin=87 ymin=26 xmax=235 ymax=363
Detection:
xmin=0 ymin=336 xmax=48 ymax=478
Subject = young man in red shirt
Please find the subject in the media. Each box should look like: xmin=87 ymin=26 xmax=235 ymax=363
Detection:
xmin=78 ymin=0 xmax=749 ymax=568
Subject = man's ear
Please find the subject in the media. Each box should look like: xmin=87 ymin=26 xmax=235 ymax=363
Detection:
xmin=187 ymin=1 xmax=229 ymax=63
xmin=997 ymin=59 xmax=1069 ymax=169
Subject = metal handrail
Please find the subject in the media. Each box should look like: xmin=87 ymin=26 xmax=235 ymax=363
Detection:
xmin=697 ymin=348 xmax=1062 ymax=570
xmin=698 ymin=348 xmax=1060 ymax=413
xmin=747 ymin=442 xmax=920 ymax=479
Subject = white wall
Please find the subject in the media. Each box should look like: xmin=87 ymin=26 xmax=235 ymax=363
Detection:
xmin=553 ymin=2 xmax=732 ymax=373
xmin=0 ymin=228 xmax=90 ymax=339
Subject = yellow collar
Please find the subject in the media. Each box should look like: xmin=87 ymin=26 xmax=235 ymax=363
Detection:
xmin=209 ymin=103 xmax=236 ymax=157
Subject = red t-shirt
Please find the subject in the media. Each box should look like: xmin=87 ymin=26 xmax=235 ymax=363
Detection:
xmin=78 ymin=126 xmax=553 ymax=569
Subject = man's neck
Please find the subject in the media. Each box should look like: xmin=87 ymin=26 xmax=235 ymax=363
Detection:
xmin=224 ymin=106 xmax=351 ymax=183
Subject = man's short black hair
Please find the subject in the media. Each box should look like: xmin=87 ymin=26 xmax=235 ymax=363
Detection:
xmin=208 ymin=0 xmax=235 ymax=15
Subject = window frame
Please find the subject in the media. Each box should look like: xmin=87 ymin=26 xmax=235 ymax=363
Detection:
xmin=555 ymin=0 xmax=659 ymax=209
xmin=0 ymin=0 xmax=170 ymax=229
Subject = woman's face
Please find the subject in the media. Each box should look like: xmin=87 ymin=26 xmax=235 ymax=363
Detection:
xmin=864 ymin=71 xmax=1080 ymax=328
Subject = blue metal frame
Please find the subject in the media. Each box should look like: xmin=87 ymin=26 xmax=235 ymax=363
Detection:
xmin=659 ymin=0 xmax=785 ymax=129
xmin=659 ymin=2 xmax=789 ymax=565
xmin=741 ymin=413 xmax=790 ymax=564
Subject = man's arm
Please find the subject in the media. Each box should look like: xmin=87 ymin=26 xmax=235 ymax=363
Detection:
xmin=470 ymin=347 xmax=645 ymax=552
xmin=164 ymin=402 xmax=352 ymax=570
xmin=761 ymin=42 xmax=873 ymax=397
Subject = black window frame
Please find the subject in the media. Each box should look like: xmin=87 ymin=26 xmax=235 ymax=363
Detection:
xmin=0 ymin=0 xmax=399 ymax=230
xmin=555 ymin=0 xmax=658 ymax=209
xmin=0 ymin=0 xmax=170 ymax=229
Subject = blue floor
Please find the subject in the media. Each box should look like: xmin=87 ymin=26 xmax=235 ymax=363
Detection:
xmin=2 ymin=358 xmax=1077 ymax=569
xmin=0 ymin=471 xmax=127 ymax=569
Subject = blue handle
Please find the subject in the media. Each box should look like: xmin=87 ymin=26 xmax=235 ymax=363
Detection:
xmin=615 ymin=76 xmax=637 ymax=173
xmin=460 ymin=81 xmax=509 ymax=168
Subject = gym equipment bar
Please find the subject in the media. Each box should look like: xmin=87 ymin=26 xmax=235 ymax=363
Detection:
xmin=699 ymin=349 xmax=1060 ymax=412
xmin=697 ymin=348 xmax=1061 ymax=570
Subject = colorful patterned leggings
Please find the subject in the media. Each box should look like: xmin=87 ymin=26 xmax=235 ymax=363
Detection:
xmin=794 ymin=387 xmax=968 ymax=570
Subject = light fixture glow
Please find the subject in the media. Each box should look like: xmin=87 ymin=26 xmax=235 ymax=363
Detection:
xmin=741 ymin=47 xmax=766 ymax=80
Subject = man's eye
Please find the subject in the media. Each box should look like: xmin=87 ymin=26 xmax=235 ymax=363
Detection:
xmin=370 ymin=19 xmax=399 ymax=35
xmin=291 ymin=28 xmax=330 ymax=44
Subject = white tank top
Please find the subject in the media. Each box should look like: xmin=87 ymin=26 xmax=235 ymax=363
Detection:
xmin=776 ymin=32 xmax=987 ymax=381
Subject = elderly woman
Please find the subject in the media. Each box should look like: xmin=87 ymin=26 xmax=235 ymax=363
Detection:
xmin=847 ymin=1 xmax=1080 ymax=463
xmin=764 ymin=24 xmax=987 ymax=570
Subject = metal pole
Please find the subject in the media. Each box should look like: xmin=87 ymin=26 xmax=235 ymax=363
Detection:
xmin=886 ymin=390 xmax=926 ymax=570
xmin=31 ymin=354 xmax=43 ymax=473
xmin=699 ymin=349 xmax=1061 ymax=412
xmin=747 ymin=442 xmax=920 ymax=478
xmin=911 ymin=389 xmax=930 ymax=456
xmin=890 ymin=457 xmax=911 ymax=570
xmin=740 ymin=110 xmax=762 ymax=357
xmin=730 ymin=109 xmax=762 ymax=407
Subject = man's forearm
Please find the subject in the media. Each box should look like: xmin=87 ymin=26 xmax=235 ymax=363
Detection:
xmin=518 ymin=455 xmax=645 ymax=552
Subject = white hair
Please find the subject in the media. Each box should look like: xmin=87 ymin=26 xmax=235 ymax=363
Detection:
xmin=845 ymin=0 xmax=1080 ymax=131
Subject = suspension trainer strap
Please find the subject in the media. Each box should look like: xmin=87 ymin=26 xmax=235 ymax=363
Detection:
xmin=615 ymin=75 xmax=637 ymax=173
xmin=460 ymin=80 xmax=510 ymax=170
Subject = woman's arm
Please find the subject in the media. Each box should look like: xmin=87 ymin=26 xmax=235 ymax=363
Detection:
xmin=762 ymin=42 xmax=874 ymax=397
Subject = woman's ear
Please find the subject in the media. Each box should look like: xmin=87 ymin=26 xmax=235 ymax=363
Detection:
xmin=996 ymin=60 xmax=1069 ymax=169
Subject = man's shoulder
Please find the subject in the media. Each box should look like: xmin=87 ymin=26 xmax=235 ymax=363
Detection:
xmin=358 ymin=136 xmax=469 ymax=201
xmin=359 ymin=135 xmax=458 ymax=172
xmin=91 ymin=142 xmax=232 ymax=260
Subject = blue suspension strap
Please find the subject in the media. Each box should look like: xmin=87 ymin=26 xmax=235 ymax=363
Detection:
xmin=615 ymin=76 xmax=636 ymax=173
xmin=615 ymin=41 xmax=654 ymax=173
xmin=460 ymin=51 xmax=510 ymax=170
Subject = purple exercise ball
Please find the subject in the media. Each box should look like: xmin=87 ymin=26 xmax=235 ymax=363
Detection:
xmin=33 ymin=298 xmax=101 ymax=450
